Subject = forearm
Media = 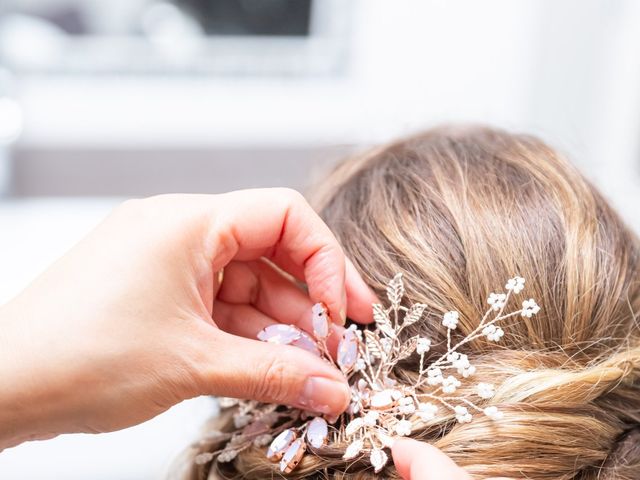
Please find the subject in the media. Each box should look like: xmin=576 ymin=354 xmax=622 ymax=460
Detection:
xmin=0 ymin=300 xmax=62 ymax=449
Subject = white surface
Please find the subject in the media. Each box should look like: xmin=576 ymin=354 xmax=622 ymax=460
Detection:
xmin=11 ymin=0 xmax=640 ymax=229
xmin=0 ymin=198 xmax=216 ymax=480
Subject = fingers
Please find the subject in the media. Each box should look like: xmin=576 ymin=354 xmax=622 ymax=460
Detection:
xmin=392 ymin=439 xmax=472 ymax=480
xmin=207 ymin=189 xmax=375 ymax=326
xmin=216 ymin=260 xmax=314 ymax=329
xmin=202 ymin=329 xmax=351 ymax=416
xmin=212 ymin=261 xmax=345 ymax=355
xmin=213 ymin=299 xmax=345 ymax=357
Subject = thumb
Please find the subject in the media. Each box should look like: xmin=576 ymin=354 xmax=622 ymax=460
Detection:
xmin=202 ymin=330 xmax=351 ymax=416
xmin=392 ymin=438 xmax=471 ymax=480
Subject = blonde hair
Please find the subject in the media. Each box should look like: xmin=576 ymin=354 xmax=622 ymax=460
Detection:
xmin=177 ymin=126 xmax=640 ymax=480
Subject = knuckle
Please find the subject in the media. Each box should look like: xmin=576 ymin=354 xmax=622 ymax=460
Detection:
xmin=115 ymin=198 xmax=143 ymax=214
xmin=278 ymin=187 xmax=306 ymax=206
xmin=254 ymin=356 xmax=293 ymax=403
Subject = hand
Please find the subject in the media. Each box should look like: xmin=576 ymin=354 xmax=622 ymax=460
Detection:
xmin=392 ymin=438 xmax=509 ymax=480
xmin=0 ymin=189 xmax=377 ymax=449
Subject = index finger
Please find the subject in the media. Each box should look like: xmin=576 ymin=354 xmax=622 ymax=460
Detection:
xmin=206 ymin=188 xmax=377 ymax=325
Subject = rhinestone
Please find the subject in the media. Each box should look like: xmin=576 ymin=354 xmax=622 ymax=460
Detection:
xmin=311 ymin=303 xmax=330 ymax=339
xmin=257 ymin=324 xmax=301 ymax=345
xmin=337 ymin=328 xmax=359 ymax=370
xmin=280 ymin=439 xmax=306 ymax=473
xmin=306 ymin=417 xmax=328 ymax=449
xmin=266 ymin=429 xmax=296 ymax=462
xmin=369 ymin=390 xmax=399 ymax=410
xmin=291 ymin=331 xmax=321 ymax=356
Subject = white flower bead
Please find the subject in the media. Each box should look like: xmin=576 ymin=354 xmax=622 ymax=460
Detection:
xmin=416 ymin=337 xmax=431 ymax=355
xmin=417 ymin=402 xmax=438 ymax=421
xmin=476 ymin=382 xmax=495 ymax=399
xmin=487 ymin=293 xmax=507 ymax=311
xmin=505 ymin=276 xmax=525 ymax=293
xmin=484 ymin=406 xmax=504 ymax=420
xmin=395 ymin=419 xmax=413 ymax=436
xmin=486 ymin=326 xmax=504 ymax=342
xmin=442 ymin=375 xmax=461 ymax=393
xmin=521 ymin=298 xmax=541 ymax=318
xmin=426 ymin=367 xmax=443 ymax=385
xmin=399 ymin=399 xmax=416 ymax=415
xmin=454 ymin=405 xmax=472 ymax=423
xmin=442 ymin=311 xmax=460 ymax=329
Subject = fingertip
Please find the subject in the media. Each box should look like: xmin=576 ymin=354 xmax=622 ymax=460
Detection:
xmin=391 ymin=439 xmax=471 ymax=480
xmin=391 ymin=438 xmax=422 ymax=479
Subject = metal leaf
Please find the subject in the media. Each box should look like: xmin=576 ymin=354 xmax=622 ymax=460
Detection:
xmin=386 ymin=273 xmax=405 ymax=310
xmin=370 ymin=448 xmax=389 ymax=473
xmin=373 ymin=303 xmax=389 ymax=324
xmin=343 ymin=439 xmax=364 ymax=460
xmin=403 ymin=303 xmax=427 ymax=326
xmin=345 ymin=417 xmax=364 ymax=436
xmin=364 ymin=330 xmax=383 ymax=358
xmin=397 ymin=336 xmax=419 ymax=360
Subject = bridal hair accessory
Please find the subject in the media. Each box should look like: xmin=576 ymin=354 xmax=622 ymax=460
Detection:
xmin=199 ymin=274 xmax=540 ymax=474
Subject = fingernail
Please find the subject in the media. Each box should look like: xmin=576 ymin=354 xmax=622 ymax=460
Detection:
xmin=339 ymin=306 xmax=347 ymax=326
xmin=298 ymin=377 xmax=350 ymax=415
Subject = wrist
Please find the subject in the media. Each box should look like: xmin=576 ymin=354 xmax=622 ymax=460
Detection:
xmin=0 ymin=300 xmax=62 ymax=449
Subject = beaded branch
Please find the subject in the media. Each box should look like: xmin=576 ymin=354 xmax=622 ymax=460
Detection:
xmin=197 ymin=274 xmax=540 ymax=474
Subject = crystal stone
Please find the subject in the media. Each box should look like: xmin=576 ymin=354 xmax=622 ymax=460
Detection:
xmin=369 ymin=389 xmax=402 ymax=410
xmin=280 ymin=439 xmax=306 ymax=473
xmin=291 ymin=331 xmax=321 ymax=356
xmin=337 ymin=328 xmax=359 ymax=370
xmin=311 ymin=303 xmax=330 ymax=339
xmin=306 ymin=417 xmax=328 ymax=449
xmin=257 ymin=324 xmax=301 ymax=345
xmin=266 ymin=429 xmax=296 ymax=462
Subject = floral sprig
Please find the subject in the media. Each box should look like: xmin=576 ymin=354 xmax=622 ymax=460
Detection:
xmin=204 ymin=274 xmax=539 ymax=474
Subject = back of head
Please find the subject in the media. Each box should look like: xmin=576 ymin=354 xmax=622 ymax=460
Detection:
xmin=181 ymin=126 xmax=640 ymax=480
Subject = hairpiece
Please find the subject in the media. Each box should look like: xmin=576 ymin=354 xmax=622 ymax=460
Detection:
xmin=197 ymin=274 xmax=540 ymax=474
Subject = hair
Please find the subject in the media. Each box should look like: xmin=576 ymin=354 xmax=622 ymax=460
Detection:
xmin=175 ymin=126 xmax=640 ymax=480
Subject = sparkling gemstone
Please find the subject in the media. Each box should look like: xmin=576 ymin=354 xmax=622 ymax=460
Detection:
xmin=291 ymin=331 xmax=321 ymax=356
xmin=266 ymin=429 xmax=296 ymax=462
xmin=311 ymin=303 xmax=330 ymax=339
xmin=369 ymin=390 xmax=400 ymax=410
xmin=280 ymin=439 xmax=306 ymax=473
xmin=257 ymin=324 xmax=301 ymax=345
xmin=306 ymin=417 xmax=328 ymax=449
xmin=337 ymin=328 xmax=359 ymax=370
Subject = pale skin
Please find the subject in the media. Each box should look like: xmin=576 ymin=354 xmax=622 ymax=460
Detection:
xmin=0 ymin=188 xmax=479 ymax=479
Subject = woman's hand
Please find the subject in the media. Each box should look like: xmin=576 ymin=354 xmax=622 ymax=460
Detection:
xmin=392 ymin=438 xmax=509 ymax=480
xmin=0 ymin=189 xmax=377 ymax=449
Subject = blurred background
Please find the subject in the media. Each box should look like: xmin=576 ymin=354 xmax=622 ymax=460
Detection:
xmin=0 ymin=0 xmax=639 ymax=478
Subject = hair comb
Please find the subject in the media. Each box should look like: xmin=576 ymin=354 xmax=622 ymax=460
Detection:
xmin=197 ymin=274 xmax=540 ymax=474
